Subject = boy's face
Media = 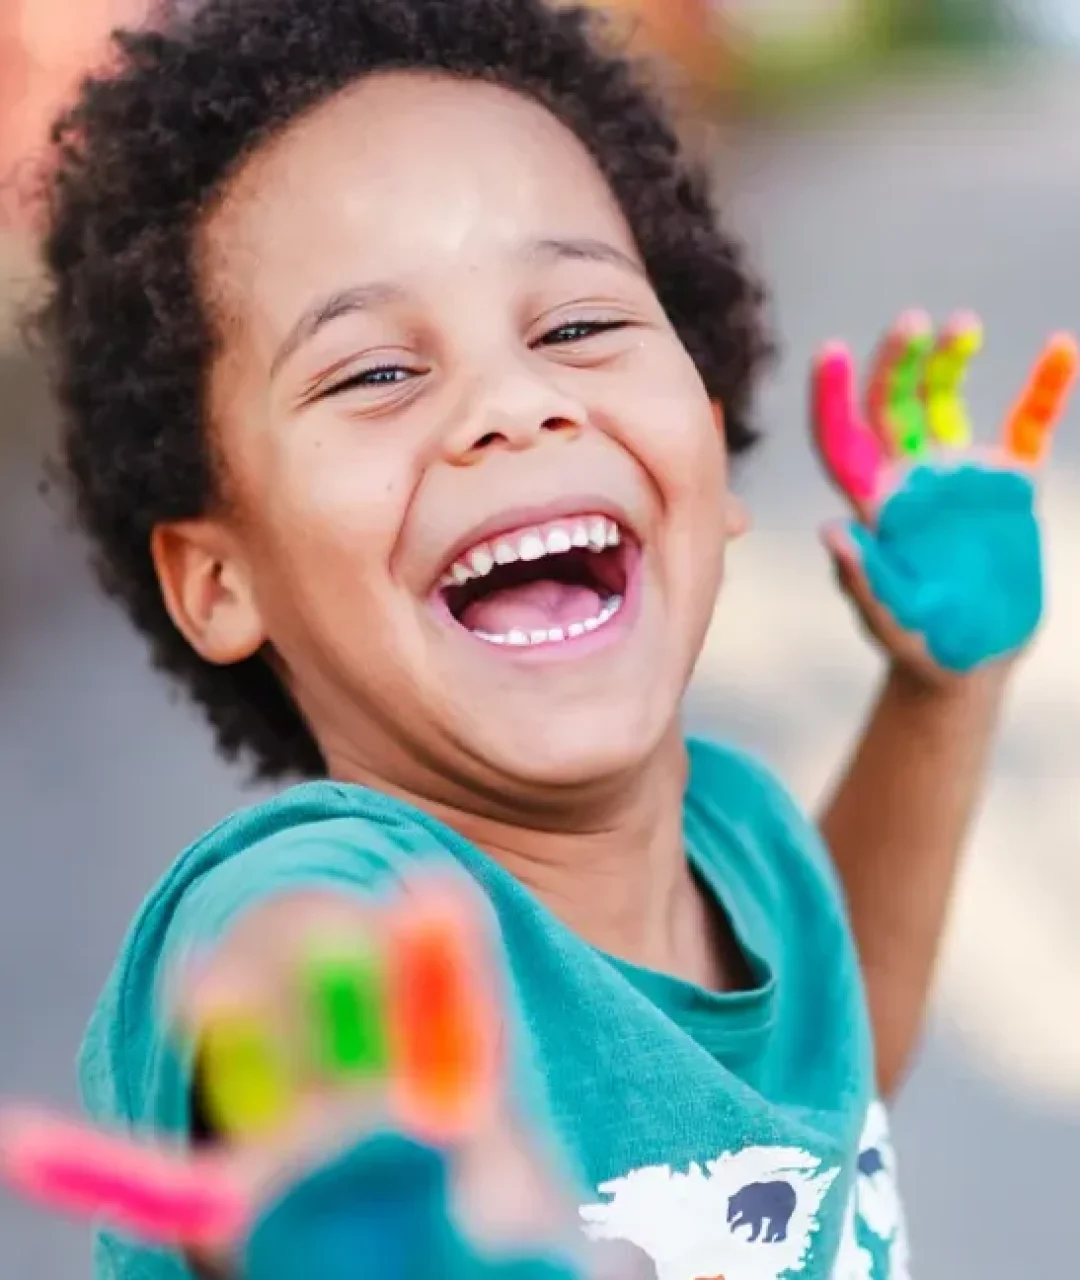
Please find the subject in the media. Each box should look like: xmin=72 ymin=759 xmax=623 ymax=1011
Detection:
xmin=166 ymin=72 xmax=746 ymax=802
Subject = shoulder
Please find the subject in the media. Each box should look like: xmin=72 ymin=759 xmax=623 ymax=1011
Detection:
xmin=78 ymin=781 xmax=463 ymax=1131
xmin=124 ymin=780 xmax=461 ymax=969
xmin=684 ymin=736 xmax=845 ymax=911
xmin=685 ymin=735 xmax=818 ymax=833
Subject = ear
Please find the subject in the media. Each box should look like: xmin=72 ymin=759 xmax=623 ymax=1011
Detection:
xmin=710 ymin=401 xmax=751 ymax=540
xmin=151 ymin=519 xmax=266 ymax=666
xmin=711 ymin=400 xmax=725 ymax=437
xmin=724 ymin=494 xmax=751 ymax=541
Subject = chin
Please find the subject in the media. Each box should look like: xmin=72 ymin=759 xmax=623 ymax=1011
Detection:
xmin=475 ymin=701 xmax=677 ymax=797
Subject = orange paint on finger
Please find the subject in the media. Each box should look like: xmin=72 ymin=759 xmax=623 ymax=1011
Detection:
xmin=1005 ymin=333 xmax=1079 ymax=463
xmin=388 ymin=891 xmax=499 ymax=1144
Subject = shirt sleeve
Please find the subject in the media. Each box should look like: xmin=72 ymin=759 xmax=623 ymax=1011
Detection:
xmin=686 ymin=736 xmax=847 ymax=907
xmin=79 ymin=813 xmax=435 ymax=1146
xmin=163 ymin=815 xmax=408 ymax=961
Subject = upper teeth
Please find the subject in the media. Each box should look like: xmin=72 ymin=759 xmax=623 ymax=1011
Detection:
xmin=441 ymin=516 xmax=621 ymax=589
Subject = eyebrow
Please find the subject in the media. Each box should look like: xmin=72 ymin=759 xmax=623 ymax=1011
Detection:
xmin=524 ymin=236 xmax=646 ymax=277
xmin=270 ymin=282 xmax=405 ymax=377
xmin=270 ymin=237 xmax=644 ymax=376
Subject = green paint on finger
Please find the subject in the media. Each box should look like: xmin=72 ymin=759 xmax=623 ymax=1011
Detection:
xmin=305 ymin=943 xmax=390 ymax=1080
xmin=887 ymin=331 xmax=933 ymax=459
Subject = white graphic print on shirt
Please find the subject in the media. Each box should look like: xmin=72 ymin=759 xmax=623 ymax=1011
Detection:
xmin=579 ymin=1103 xmax=908 ymax=1280
xmin=832 ymin=1102 xmax=910 ymax=1280
xmin=580 ymin=1145 xmax=838 ymax=1280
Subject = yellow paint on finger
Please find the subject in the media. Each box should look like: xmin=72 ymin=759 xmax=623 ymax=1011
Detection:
xmin=925 ymin=322 xmax=983 ymax=449
xmin=199 ymin=1012 xmax=293 ymax=1139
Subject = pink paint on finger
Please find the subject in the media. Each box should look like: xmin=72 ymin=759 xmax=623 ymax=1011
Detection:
xmin=813 ymin=344 xmax=885 ymax=505
xmin=0 ymin=1108 xmax=249 ymax=1250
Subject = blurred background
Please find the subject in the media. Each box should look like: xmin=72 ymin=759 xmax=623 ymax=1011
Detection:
xmin=1 ymin=1 xmax=1078 ymax=1275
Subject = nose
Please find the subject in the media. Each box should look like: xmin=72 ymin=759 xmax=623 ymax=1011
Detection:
xmin=442 ymin=360 xmax=586 ymax=466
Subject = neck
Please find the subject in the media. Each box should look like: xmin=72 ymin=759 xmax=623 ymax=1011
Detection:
xmin=445 ymin=728 xmax=696 ymax=970
xmin=332 ymin=722 xmax=717 ymax=981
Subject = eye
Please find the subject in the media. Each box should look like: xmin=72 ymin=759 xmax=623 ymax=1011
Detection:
xmin=323 ymin=363 xmax=416 ymax=396
xmin=535 ymin=319 xmax=629 ymax=347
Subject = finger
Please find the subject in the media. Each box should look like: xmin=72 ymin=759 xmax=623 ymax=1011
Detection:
xmin=389 ymin=877 xmax=502 ymax=1145
xmin=825 ymin=526 xmax=944 ymax=684
xmin=924 ymin=311 xmax=983 ymax=449
xmin=1003 ymin=332 xmax=1079 ymax=465
xmin=811 ymin=342 xmax=886 ymax=516
xmin=194 ymin=989 xmax=297 ymax=1142
xmin=454 ymin=1106 xmax=581 ymax=1261
xmin=588 ymin=1240 xmax=660 ymax=1280
xmin=836 ymin=522 xmax=921 ymax=633
xmin=172 ymin=893 xmax=385 ymax=1142
xmin=302 ymin=936 xmax=391 ymax=1083
xmin=823 ymin=523 xmax=898 ymax=629
xmin=866 ymin=310 xmax=934 ymax=460
xmin=0 ymin=1107 xmax=249 ymax=1250
xmin=829 ymin=537 xmax=899 ymax=638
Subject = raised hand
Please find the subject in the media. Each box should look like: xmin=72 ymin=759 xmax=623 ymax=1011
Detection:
xmin=0 ymin=877 xmax=619 ymax=1280
xmin=811 ymin=311 xmax=1078 ymax=680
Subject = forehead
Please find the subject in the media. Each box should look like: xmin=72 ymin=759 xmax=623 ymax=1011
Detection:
xmin=203 ymin=72 xmax=637 ymax=316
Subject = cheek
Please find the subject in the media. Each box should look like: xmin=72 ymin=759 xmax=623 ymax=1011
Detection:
xmin=614 ymin=340 xmax=725 ymax=488
xmin=248 ymin=425 xmax=412 ymax=629
xmin=628 ymin=382 xmax=727 ymax=513
xmin=621 ymin=355 xmax=730 ymax=601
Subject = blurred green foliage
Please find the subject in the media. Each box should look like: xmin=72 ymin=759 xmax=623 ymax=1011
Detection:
xmin=885 ymin=0 xmax=1013 ymax=49
xmin=722 ymin=0 xmax=1019 ymax=112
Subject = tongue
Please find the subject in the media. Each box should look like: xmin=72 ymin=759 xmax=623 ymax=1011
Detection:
xmin=461 ymin=579 xmax=604 ymax=635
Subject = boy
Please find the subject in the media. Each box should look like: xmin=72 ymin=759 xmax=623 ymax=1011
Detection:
xmin=14 ymin=0 xmax=1071 ymax=1276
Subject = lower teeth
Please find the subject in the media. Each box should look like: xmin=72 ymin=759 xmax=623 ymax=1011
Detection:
xmin=474 ymin=595 xmax=623 ymax=647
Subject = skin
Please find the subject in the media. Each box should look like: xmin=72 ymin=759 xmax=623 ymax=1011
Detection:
xmin=153 ymin=72 xmax=749 ymax=988
xmin=819 ymin=665 xmax=1009 ymax=1096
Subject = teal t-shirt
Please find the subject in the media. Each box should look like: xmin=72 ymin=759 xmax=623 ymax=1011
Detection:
xmin=79 ymin=738 xmax=910 ymax=1280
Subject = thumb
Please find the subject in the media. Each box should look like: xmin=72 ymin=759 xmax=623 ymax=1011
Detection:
xmin=0 ymin=1106 xmax=249 ymax=1250
xmin=822 ymin=521 xmax=918 ymax=636
xmin=822 ymin=521 xmax=863 ymax=596
xmin=822 ymin=522 xmax=877 ymax=606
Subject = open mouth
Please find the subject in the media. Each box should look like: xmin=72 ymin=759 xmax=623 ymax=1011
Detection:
xmin=435 ymin=514 xmax=634 ymax=648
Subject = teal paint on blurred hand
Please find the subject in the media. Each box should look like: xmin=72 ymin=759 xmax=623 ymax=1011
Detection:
xmin=244 ymin=1132 xmax=583 ymax=1280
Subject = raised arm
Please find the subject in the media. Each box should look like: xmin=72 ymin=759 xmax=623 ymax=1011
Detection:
xmin=810 ymin=315 xmax=1077 ymax=1097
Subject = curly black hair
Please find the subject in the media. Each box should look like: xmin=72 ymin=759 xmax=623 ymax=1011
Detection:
xmin=36 ymin=0 xmax=773 ymax=782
